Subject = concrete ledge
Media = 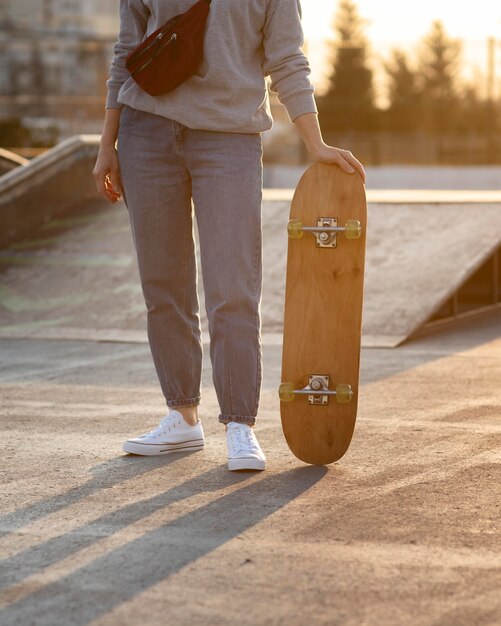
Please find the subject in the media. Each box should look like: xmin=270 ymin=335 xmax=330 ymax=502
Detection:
xmin=0 ymin=148 xmax=29 ymax=176
xmin=0 ymin=134 xmax=101 ymax=248
xmin=263 ymin=188 xmax=501 ymax=204
xmin=367 ymin=189 xmax=501 ymax=204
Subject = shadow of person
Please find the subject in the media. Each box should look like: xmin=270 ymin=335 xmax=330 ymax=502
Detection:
xmin=2 ymin=465 xmax=327 ymax=625
xmin=0 ymin=453 xmax=194 ymax=539
xmin=1 ymin=454 xmax=256 ymax=591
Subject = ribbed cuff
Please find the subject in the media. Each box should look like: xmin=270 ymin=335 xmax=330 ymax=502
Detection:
xmin=167 ymin=397 xmax=201 ymax=409
xmin=105 ymin=87 xmax=124 ymax=110
xmin=284 ymin=92 xmax=318 ymax=123
xmin=219 ymin=413 xmax=257 ymax=427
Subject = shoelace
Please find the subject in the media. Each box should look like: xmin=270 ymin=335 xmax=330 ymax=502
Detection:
xmin=228 ymin=426 xmax=260 ymax=455
xmin=146 ymin=413 xmax=182 ymax=437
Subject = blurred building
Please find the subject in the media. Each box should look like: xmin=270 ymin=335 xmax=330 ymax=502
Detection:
xmin=0 ymin=0 xmax=117 ymax=137
xmin=0 ymin=0 xmax=117 ymax=35
xmin=0 ymin=0 xmax=297 ymax=155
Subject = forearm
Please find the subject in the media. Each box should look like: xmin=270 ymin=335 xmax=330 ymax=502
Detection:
xmin=100 ymin=108 xmax=122 ymax=149
xmin=292 ymin=112 xmax=325 ymax=155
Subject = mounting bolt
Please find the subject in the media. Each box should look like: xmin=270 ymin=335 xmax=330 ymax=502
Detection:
xmin=310 ymin=377 xmax=323 ymax=391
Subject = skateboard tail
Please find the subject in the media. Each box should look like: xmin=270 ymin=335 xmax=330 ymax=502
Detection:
xmin=282 ymin=396 xmax=359 ymax=465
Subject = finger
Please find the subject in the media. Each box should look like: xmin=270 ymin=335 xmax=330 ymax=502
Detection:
xmin=102 ymin=176 xmax=120 ymax=204
xmin=352 ymin=160 xmax=366 ymax=184
xmin=108 ymin=169 xmax=122 ymax=196
xmin=335 ymin=155 xmax=355 ymax=175
xmin=94 ymin=168 xmax=115 ymax=199
xmin=94 ymin=164 xmax=119 ymax=203
xmin=94 ymin=173 xmax=108 ymax=198
xmin=344 ymin=152 xmax=366 ymax=183
xmin=105 ymin=174 xmax=121 ymax=198
xmin=105 ymin=173 xmax=121 ymax=198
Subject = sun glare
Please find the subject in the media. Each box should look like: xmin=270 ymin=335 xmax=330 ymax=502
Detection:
xmin=302 ymin=0 xmax=501 ymax=98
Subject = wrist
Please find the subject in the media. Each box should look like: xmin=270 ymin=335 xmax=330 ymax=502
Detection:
xmin=100 ymin=138 xmax=117 ymax=151
xmin=306 ymin=140 xmax=325 ymax=158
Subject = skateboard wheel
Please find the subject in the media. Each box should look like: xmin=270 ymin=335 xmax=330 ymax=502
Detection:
xmin=287 ymin=219 xmax=304 ymax=239
xmin=335 ymin=383 xmax=353 ymax=403
xmin=344 ymin=219 xmax=362 ymax=239
xmin=279 ymin=382 xmax=296 ymax=402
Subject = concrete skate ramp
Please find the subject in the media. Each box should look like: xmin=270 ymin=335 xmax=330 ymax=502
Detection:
xmin=261 ymin=192 xmax=501 ymax=348
xmin=0 ymin=147 xmax=29 ymax=176
xmin=0 ymin=191 xmax=499 ymax=348
xmin=362 ymin=200 xmax=501 ymax=346
xmin=0 ymin=135 xmax=101 ymax=248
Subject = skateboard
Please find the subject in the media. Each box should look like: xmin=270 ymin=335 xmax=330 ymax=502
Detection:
xmin=279 ymin=161 xmax=367 ymax=465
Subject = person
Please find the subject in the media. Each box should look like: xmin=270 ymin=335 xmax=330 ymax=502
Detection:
xmin=93 ymin=0 xmax=365 ymax=472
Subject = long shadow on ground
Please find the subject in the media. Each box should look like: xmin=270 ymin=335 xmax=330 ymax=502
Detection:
xmin=1 ymin=464 xmax=326 ymax=626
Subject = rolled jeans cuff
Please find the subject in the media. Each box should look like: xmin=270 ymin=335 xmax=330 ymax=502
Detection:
xmin=167 ymin=397 xmax=201 ymax=409
xmin=219 ymin=413 xmax=256 ymax=426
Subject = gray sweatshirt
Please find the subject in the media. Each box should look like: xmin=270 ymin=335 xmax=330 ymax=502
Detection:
xmin=106 ymin=0 xmax=318 ymax=133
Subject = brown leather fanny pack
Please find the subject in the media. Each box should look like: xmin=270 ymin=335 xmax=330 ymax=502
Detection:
xmin=125 ymin=0 xmax=212 ymax=96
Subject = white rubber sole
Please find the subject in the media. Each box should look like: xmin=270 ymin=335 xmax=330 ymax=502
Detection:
xmin=227 ymin=456 xmax=266 ymax=471
xmin=123 ymin=439 xmax=205 ymax=456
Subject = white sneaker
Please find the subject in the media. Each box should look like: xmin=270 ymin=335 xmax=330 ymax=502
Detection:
xmin=123 ymin=410 xmax=205 ymax=456
xmin=226 ymin=422 xmax=266 ymax=471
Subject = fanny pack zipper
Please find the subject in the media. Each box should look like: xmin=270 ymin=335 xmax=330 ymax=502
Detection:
xmin=129 ymin=15 xmax=180 ymax=67
xmin=131 ymin=33 xmax=179 ymax=76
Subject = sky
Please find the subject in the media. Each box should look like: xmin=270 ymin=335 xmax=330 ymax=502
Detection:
xmin=301 ymin=0 xmax=501 ymax=100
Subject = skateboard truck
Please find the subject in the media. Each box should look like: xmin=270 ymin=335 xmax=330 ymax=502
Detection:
xmin=287 ymin=218 xmax=362 ymax=248
xmin=279 ymin=375 xmax=353 ymax=405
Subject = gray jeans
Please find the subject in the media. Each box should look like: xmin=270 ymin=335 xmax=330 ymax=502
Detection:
xmin=117 ymin=104 xmax=263 ymax=426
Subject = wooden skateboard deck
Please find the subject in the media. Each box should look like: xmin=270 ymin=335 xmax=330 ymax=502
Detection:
xmin=280 ymin=162 xmax=367 ymax=465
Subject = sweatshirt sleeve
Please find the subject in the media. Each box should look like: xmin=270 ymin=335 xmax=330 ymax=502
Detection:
xmin=105 ymin=0 xmax=149 ymax=109
xmin=262 ymin=0 xmax=318 ymax=123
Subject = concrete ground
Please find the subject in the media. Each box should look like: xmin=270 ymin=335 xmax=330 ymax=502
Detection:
xmin=1 ymin=310 xmax=500 ymax=625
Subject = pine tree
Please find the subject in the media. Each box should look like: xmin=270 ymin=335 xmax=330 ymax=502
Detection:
xmin=455 ymin=84 xmax=487 ymax=134
xmin=317 ymin=0 xmax=375 ymax=131
xmin=384 ymin=49 xmax=421 ymax=132
xmin=418 ymin=20 xmax=461 ymax=133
